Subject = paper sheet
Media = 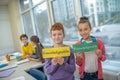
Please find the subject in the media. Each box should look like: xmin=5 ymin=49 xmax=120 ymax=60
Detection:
xmin=0 ymin=69 xmax=15 ymax=78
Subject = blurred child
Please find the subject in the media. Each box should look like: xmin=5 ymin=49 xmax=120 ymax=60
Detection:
xmin=29 ymin=35 xmax=46 ymax=80
xmin=20 ymin=34 xmax=34 ymax=59
xmin=29 ymin=35 xmax=44 ymax=63
xmin=45 ymin=22 xmax=76 ymax=80
xmin=76 ymin=16 xmax=106 ymax=80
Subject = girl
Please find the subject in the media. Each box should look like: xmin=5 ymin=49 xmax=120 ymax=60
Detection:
xmin=45 ymin=22 xmax=76 ymax=80
xmin=29 ymin=35 xmax=46 ymax=80
xmin=29 ymin=35 xmax=44 ymax=63
xmin=76 ymin=16 xmax=106 ymax=80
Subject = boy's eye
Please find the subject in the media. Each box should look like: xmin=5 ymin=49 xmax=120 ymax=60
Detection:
xmin=58 ymin=33 xmax=62 ymax=35
xmin=53 ymin=34 xmax=56 ymax=36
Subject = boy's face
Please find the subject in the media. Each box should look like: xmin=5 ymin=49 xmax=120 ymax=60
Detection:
xmin=51 ymin=30 xmax=65 ymax=45
xmin=78 ymin=22 xmax=91 ymax=40
xmin=21 ymin=37 xmax=28 ymax=44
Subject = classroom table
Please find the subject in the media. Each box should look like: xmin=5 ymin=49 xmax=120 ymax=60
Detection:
xmin=0 ymin=58 xmax=44 ymax=80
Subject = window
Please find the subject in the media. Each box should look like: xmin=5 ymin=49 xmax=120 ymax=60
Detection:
xmin=22 ymin=11 xmax=34 ymax=37
xmin=20 ymin=0 xmax=30 ymax=11
xmin=20 ymin=0 xmax=51 ymax=45
xmin=33 ymin=2 xmax=50 ymax=44
xmin=32 ymin=0 xmax=44 ymax=6
xmin=51 ymin=0 xmax=78 ymax=41
xmin=19 ymin=0 xmax=120 ymax=62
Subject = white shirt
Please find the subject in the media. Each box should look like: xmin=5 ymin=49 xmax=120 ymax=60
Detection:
xmin=83 ymin=40 xmax=98 ymax=73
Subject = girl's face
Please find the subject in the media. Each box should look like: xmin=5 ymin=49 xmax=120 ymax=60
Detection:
xmin=78 ymin=22 xmax=91 ymax=41
xmin=31 ymin=41 xmax=36 ymax=46
xmin=51 ymin=30 xmax=65 ymax=45
xmin=21 ymin=37 xmax=28 ymax=44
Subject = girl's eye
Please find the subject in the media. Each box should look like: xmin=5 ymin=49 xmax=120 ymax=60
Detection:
xmin=79 ymin=29 xmax=82 ymax=32
xmin=84 ymin=28 xmax=88 ymax=31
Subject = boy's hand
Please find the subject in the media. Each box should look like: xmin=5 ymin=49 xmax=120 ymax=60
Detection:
xmin=76 ymin=53 xmax=82 ymax=63
xmin=27 ymin=53 xmax=32 ymax=58
xmin=95 ymin=49 xmax=102 ymax=59
xmin=57 ymin=57 xmax=64 ymax=65
xmin=51 ymin=57 xmax=58 ymax=66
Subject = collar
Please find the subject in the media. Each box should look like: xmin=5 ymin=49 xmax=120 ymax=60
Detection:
xmin=81 ymin=36 xmax=96 ymax=44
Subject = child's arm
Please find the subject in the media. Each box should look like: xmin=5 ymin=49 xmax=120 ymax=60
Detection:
xmin=76 ymin=53 xmax=83 ymax=66
xmin=96 ymin=38 xmax=106 ymax=61
xmin=45 ymin=58 xmax=58 ymax=75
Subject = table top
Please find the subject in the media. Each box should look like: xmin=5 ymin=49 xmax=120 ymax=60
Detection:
xmin=0 ymin=59 xmax=44 ymax=80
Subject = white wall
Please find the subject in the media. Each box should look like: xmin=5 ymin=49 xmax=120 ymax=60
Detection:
xmin=0 ymin=5 xmax=15 ymax=55
xmin=8 ymin=0 xmax=23 ymax=53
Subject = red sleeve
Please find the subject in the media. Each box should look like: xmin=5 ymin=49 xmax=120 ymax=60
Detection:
xmin=97 ymin=38 xmax=106 ymax=61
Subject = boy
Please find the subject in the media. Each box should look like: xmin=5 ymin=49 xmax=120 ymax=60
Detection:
xmin=20 ymin=34 xmax=34 ymax=59
xmin=45 ymin=23 xmax=76 ymax=80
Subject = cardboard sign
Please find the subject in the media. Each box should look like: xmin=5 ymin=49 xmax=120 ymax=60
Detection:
xmin=73 ymin=42 xmax=98 ymax=53
xmin=42 ymin=47 xmax=70 ymax=58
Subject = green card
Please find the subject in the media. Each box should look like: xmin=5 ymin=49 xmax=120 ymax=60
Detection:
xmin=73 ymin=42 xmax=98 ymax=53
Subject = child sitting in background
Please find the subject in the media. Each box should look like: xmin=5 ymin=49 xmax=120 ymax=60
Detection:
xmin=20 ymin=34 xmax=34 ymax=59
xmin=29 ymin=35 xmax=44 ymax=63
xmin=28 ymin=35 xmax=46 ymax=80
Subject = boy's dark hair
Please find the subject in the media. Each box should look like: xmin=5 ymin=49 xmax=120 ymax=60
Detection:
xmin=50 ymin=22 xmax=64 ymax=34
xmin=78 ymin=16 xmax=92 ymax=29
xmin=20 ymin=34 xmax=28 ymax=40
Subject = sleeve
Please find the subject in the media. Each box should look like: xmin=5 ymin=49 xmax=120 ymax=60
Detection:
xmin=28 ymin=43 xmax=35 ymax=54
xmin=76 ymin=54 xmax=83 ymax=66
xmin=45 ymin=58 xmax=58 ymax=75
xmin=75 ymin=41 xmax=83 ymax=66
xmin=62 ymin=48 xmax=76 ymax=73
xmin=97 ymin=38 xmax=106 ymax=61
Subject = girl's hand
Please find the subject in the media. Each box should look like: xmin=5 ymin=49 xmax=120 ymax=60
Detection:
xmin=95 ymin=49 xmax=102 ymax=58
xmin=76 ymin=53 xmax=82 ymax=63
xmin=57 ymin=57 xmax=64 ymax=65
xmin=51 ymin=57 xmax=58 ymax=66
xmin=76 ymin=53 xmax=82 ymax=59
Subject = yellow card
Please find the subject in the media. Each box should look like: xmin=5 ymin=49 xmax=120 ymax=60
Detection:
xmin=42 ymin=47 xmax=70 ymax=58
